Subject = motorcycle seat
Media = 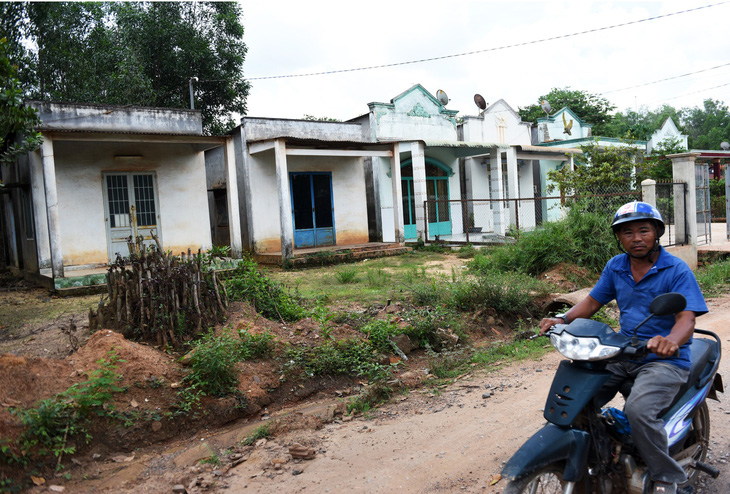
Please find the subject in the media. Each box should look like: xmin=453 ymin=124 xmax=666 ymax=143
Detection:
xmin=618 ymin=337 xmax=718 ymax=408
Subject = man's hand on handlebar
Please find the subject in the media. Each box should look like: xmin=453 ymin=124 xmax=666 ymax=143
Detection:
xmin=647 ymin=335 xmax=680 ymax=358
xmin=539 ymin=317 xmax=563 ymax=335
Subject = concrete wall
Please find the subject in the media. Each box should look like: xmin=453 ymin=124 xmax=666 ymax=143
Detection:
xmin=460 ymin=100 xmax=532 ymax=145
xmin=242 ymin=117 xmax=364 ymax=142
xmin=52 ymin=140 xmax=211 ymax=265
xmin=248 ymin=152 xmax=369 ymax=253
xmin=28 ymin=101 xmax=203 ymax=135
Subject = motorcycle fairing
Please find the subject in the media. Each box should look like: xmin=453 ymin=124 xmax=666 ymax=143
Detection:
xmin=664 ymin=380 xmax=712 ymax=447
xmin=544 ymin=360 xmax=613 ymax=426
xmin=501 ymin=423 xmax=590 ymax=482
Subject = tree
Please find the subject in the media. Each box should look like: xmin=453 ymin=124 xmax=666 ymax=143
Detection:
xmin=0 ymin=37 xmax=42 ymax=171
xmin=11 ymin=2 xmax=249 ymax=135
xmin=519 ymin=88 xmax=616 ymax=136
xmin=638 ymin=136 xmax=687 ymax=182
xmin=680 ymin=99 xmax=730 ymax=150
xmin=546 ymin=138 xmax=643 ymax=198
xmin=603 ymin=104 xmax=684 ymax=141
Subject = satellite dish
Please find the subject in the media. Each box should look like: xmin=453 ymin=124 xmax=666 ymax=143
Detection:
xmin=474 ymin=94 xmax=487 ymax=111
xmin=436 ymin=89 xmax=449 ymax=106
xmin=721 ymin=141 xmax=730 ymax=150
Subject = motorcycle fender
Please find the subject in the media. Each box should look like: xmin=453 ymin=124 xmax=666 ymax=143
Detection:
xmin=501 ymin=423 xmax=590 ymax=482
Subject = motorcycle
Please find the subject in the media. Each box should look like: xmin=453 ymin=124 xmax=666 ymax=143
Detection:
xmin=501 ymin=292 xmax=724 ymax=494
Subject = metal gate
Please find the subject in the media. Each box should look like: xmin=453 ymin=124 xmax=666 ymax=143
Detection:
xmin=695 ymin=163 xmax=711 ymax=245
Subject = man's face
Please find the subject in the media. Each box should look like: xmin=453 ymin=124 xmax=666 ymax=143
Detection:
xmin=617 ymin=220 xmax=656 ymax=257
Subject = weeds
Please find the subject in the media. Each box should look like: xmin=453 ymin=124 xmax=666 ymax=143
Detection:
xmin=183 ymin=330 xmax=239 ymax=397
xmin=226 ymin=256 xmax=307 ymax=322
xmin=334 ymin=266 xmax=358 ymax=284
xmin=242 ymin=423 xmax=271 ymax=446
xmin=696 ymin=257 xmax=730 ymax=297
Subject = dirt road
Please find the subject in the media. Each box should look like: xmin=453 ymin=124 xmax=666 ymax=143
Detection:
xmin=84 ymin=294 xmax=730 ymax=494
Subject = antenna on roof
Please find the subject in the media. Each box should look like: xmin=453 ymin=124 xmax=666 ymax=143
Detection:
xmin=436 ymin=89 xmax=449 ymax=106
xmin=474 ymin=94 xmax=487 ymax=115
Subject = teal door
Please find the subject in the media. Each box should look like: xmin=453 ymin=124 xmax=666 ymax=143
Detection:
xmin=401 ymin=161 xmax=452 ymax=239
xmin=290 ymin=172 xmax=335 ymax=249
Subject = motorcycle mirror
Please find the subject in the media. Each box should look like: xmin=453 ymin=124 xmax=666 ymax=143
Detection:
xmin=649 ymin=293 xmax=687 ymax=317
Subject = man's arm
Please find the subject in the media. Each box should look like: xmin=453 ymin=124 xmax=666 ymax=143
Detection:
xmin=539 ymin=295 xmax=604 ymax=334
xmin=647 ymin=310 xmax=696 ymax=358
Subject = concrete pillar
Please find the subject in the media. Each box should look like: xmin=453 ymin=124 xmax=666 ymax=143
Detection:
xmin=726 ymin=164 xmax=730 ymax=241
xmin=411 ymin=141 xmax=427 ymax=240
xmin=506 ymin=147 xmax=519 ymax=228
xmin=274 ymin=139 xmax=293 ymax=259
xmin=29 ymin=147 xmax=51 ymax=269
xmin=40 ymin=137 xmax=64 ymax=278
xmin=390 ymin=143 xmax=404 ymax=244
xmin=223 ymin=137 xmax=243 ymax=258
xmin=490 ymin=149 xmax=507 ymax=235
xmin=668 ymin=152 xmax=700 ymax=269
xmin=641 ymin=179 xmax=657 ymax=208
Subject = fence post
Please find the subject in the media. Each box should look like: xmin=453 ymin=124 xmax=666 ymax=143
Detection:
xmin=641 ymin=179 xmax=657 ymax=208
xmin=668 ymin=152 xmax=700 ymax=269
xmin=726 ymin=164 xmax=730 ymax=241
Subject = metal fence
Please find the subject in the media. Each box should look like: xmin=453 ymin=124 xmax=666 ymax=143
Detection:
xmin=695 ymin=163 xmax=712 ymax=245
xmin=423 ymin=188 xmax=642 ymax=245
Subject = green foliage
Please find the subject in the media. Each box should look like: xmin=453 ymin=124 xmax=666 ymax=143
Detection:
xmin=518 ymin=87 xmax=616 ymax=135
xmin=334 ymin=266 xmax=358 ymax=284
xmin=456 ymin=244 xmax=477 ymax=258
xmin=696 ymin=258 xmax=730 ymax=298
xmin=547 ymin=138 xmax=644 ymax=194
xmin=680 ymin=99 xmax=730 ymax=150
xmin=3 ymin=351 xmax=124 ymax=473
xmin=401 ymin=307 xmax=460 ymax=349
xmin=237 ymin=328 xmax=275 ymax=360
xmin=0 ymin=37 xmax=43 ymax=168
xmin=14 ymin=2 xmax=249 ymax=134
xmin=472 ymin=206 xmax=618 ymax=276
xmin=225 ymin=257 xmax=307 ymax=322
xmin=241 ymin=423 xmax=271 ymax=446
xmin=365 ymin=268 xmax=390 ymax=288
xmin=283 ymin=339 xmax=378 ymax=377
xmin=471 ymin=337 xmax=551 ymax=365
xmin=449 ymin=271 xmax=549 ymax=315
xmin=640 ymin=136 xmax=687 ymax=182
xmin=604 ymin=105 xmax=684 ymax=140
xmin=184 ymin=329 xmax=248 ymax=397
xmin=360 ymin=319 xmax=401 ymax=352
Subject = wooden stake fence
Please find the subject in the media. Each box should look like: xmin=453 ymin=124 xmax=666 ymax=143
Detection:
xmin=89 ymin=235 xmax=228 ymax=348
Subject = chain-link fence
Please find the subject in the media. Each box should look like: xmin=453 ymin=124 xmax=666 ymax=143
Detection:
xmin=423 ymin=186 xmax=641 ymax=244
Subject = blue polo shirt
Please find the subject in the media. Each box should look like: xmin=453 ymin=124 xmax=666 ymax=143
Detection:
xmin=590 ymin=247 xmax=708 ymax=369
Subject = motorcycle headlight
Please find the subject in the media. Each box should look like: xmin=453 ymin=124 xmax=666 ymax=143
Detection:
xmin=549 ymin=332 xmax=622 ymax=361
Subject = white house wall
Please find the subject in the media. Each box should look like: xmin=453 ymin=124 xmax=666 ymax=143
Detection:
xmin=248 ymin=152 xmax=370 ymax=253
xmin=52 ymin=140 xmax=211 ymax=266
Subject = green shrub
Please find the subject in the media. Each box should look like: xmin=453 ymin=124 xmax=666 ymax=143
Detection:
xmin=334 ymin=266 xmax=358 ymax=284
xmin=225 ymin=257 xmax=307 ymax=322
xmin=282 ymin=339 xmax=379 ymax=377
xmin=360 ymin=319 xmax=401 ymax=352
xmin=238 ymin=328 xmax=275 ymax=359
xmin=450 ymin=271 xmax=548 ymax=315
xmin=184 ymin=330 xmax=239 ymax=397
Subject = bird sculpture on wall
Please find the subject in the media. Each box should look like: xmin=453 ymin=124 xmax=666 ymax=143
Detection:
xmin=721 ymin=141 xmax=730 ymax=150
xmin=541 ymin=99 xmax=551 ymax=117
xmin=562 ymin=112 xmax=573 ymax=136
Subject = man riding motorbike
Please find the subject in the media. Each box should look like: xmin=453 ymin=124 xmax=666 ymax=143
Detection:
xmin=539 ymin=201 xmax=708 ymax=494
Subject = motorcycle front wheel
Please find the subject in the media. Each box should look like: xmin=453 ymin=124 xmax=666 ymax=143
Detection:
xmin=503 ymin=463 xmax=578 ymax=494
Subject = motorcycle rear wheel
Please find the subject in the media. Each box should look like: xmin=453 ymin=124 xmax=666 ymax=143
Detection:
xmin=503 ymin=463 xmax=584 ymax=494
xmin=678 ymin=401 xmax=710 ymax=488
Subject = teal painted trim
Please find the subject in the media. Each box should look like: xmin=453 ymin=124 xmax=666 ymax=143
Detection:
xmin=54 ymin=273 xmax=108 ymax=290
xmin=401 ymin=157 xmax=454 ymax=177
xmin=407 ymin=103 xmax=431 ymax=118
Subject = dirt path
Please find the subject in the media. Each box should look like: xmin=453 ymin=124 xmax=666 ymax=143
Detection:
xmin=68 ymin=294 xmax=730 ymax=494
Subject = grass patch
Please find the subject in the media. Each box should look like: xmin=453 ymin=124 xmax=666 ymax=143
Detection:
xmin=696 ymin=258 xmax=730 ymax=297
xmin=471 ymin=336 xmax=552 ymax=366
xmin=242 ymin=423 xmax=272 ymax=446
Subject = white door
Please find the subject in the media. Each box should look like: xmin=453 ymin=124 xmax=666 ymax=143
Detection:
xmin=103 ymin=173 xmax=161 ymax=261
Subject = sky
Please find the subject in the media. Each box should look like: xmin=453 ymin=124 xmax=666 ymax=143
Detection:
xmin=240 ymin=0 xmax=730 ymax=122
